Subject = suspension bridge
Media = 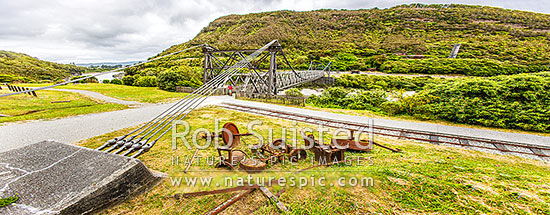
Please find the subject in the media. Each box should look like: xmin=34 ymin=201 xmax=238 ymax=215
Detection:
xmin=1 ymin=40 xmax=331 ymax=158
xmin=80 ymin=40 xmax=331 ymax=157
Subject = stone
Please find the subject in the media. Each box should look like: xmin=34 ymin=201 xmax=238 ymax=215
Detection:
xmin=0 ymin=141 xmax=164 ymax=214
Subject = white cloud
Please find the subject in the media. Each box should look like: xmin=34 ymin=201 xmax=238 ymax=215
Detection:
xmin=0 ymin=0 xmax=548 ymax=64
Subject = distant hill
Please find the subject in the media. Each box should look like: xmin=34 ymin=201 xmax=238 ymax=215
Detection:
xmin=76 ymin=61 xmax=141 ymax=68
xmin=128 ymin=4 xmax=550 ymax=78
xmin=0 ymin=51 xmax=91 ymax=82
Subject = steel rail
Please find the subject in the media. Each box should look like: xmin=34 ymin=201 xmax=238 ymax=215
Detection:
xmin=220 ymin=103 xmax=550 ymax=159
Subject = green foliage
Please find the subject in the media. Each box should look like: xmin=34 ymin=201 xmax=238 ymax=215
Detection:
xmin=313 ymin=73 xmax=550 ymax=132
xmin=102 ymin=79 xmax=110 ymax=84
xmin=0 ymin=74 xmax=31 ymax=83
xmin=307 ymin=87 xmax=387 ymax=112
xmin=70 ymin=76 xmax=98 ymax=83
xmin=401 ymin=73 xmax=550 ymax=132
xmin=86 ymin=76 xmax=99 ymax=83
xmin=157 ymin=71 xmax=182 ymax=91
xmin=134 ymin=76 xmax=157 ymax=87
xmin=110 ymin=79 xmax=122 ymax=85
xmin=284 ymin=88 xmax=304 ymax=97
xmin=379 ymin=58 xmax=547 ymax=76
xmin=150 ymin=4 xmax=550 ymax=77
xmin=121 ymin=75 xmax=137 ymax=86
xmin=0 ymin=50 xmax=91 ymax=82
xmin=335 ymin=74 xmax=442 ymax=91
xmin=155 ymin=66 xmax=202 ymax=91
xmin=0 ymin=195 xmax=18 ymax=208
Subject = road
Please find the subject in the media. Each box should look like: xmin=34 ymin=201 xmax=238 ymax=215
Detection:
xmin=0 ymin=95 xmax=231 ymax=152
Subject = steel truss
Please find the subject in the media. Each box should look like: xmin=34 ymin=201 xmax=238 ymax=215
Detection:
xmin=202 ymin=40 xmax=331 ymax=95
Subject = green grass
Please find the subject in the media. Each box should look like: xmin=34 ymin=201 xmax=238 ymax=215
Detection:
xmin=23 ymin=83 xmax=187 ymax=103
xmin=0 ymin=88 xmax=126 ymax=124
xmin=0 ymin=195 xmax=18 ymax=208
xmin=77 ymin=107 xmax=550 ymax=214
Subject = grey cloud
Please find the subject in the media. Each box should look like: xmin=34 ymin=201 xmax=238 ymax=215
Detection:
xmin=0 ymin=0 xmax=548 ymax=64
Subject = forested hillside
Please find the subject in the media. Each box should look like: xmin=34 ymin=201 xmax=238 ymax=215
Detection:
xmin=0 ymin=51 xmax=90 ymax=82
xmin=127 ymin=4 xmax=550 ymax=81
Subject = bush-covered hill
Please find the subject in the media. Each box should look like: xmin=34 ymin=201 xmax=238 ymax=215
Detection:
xmin=130 ymin=4 xmax=550 ymax=80
xmin=0 ymin=51 xmax=90 ymax=82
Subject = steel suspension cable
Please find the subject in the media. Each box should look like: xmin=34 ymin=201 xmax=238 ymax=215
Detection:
xmin=127 ymin=40 xmax=278 ymax=157
xmin=108 ymin=68 xmax=238 ymax=153
xmin=103 ymin=66 xmax=236 ymax=148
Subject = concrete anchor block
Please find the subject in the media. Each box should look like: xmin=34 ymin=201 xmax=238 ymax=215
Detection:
xmin=0 ymin=141 xmax=165 ymax=215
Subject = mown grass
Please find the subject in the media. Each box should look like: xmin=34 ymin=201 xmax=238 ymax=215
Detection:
xmin=0 ymin=88 xmax=126 ymax=124
xmin=77 ymin=107 xmax=550 ymax=215
xmin=23 ymin=83 xmax=186 ymax=103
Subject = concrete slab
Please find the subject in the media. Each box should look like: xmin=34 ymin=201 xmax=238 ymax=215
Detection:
xmin=0 ymin=141 xmax=164 ymax=215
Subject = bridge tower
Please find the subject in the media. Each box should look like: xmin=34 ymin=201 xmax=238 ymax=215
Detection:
xmin=201 ymin=40 xmax=328 ymax=95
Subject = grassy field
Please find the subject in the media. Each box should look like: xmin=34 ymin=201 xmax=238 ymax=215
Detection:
xmin=78 ymin=107 xmax=550 ymax=214
xmin=22 ymin=83 xmax=186 ymax=103
xmin=0 ymin=88 xmax=126 ymax=124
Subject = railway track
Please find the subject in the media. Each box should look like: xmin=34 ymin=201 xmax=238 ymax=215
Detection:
xmin=219 ymin=102 xmax=550 ymax=161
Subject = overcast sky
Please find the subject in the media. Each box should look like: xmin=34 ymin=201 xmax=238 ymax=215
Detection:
xmin=0 ymin=0 xmax=548 ymax=64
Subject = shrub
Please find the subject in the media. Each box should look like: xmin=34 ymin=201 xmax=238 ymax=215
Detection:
xmin=335 ymin=74 xmax=442 ymax=91
xmin=402 ymin=73 xmax=550 ymax=132
xmin=134 ymin=76 xmax=157 ymax=87
xmin=285 ymin=88 xmax=304 ymax=97
xmin=379 ymin=58 xmax=547 ymax=76
xmin=157 ymin=71 xmax=182 ymax=91
xmin=102 ymin=79 xmax=110 ymax=84
xmin=310 ymin=73 xmax=550 ymax=132
xmin=122 ymin=75 xmax=137 ymax=86
xmin=70 ymin=75 xmax=97 ymax=83
xmin=86 ymin=76 xmax=99 ymax=83
xmin=110 ymin=79 xmax=122 ymax=85
xmin=307 ymin=87 xmax=387 ymax=112
xmin=0 ymin=74 xmax=21 ymax=82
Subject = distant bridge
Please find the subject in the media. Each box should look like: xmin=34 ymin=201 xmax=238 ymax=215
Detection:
xmin=202 ymin=40 xmax=331 ymax=95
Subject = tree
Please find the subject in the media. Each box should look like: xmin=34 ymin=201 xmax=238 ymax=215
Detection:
xmin=157 ymin=71 xmax=182 ymax=91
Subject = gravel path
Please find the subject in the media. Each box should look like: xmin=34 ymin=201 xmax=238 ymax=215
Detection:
xmin=0 ymin=96 xmax=231 ymax=152
xmin=46 ymin=88 xmax=143 ymax=106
